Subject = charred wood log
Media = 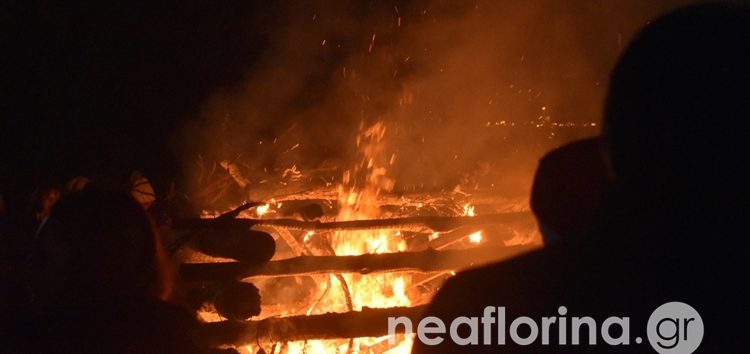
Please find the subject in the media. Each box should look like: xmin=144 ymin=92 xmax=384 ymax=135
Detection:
xmin=213 ymin=281 xmax=262 ymax=321
xmin=268 ymin=226 xmax=355 ymax=314
xmin=197 ymin=305 xmax=427 ymax=346
xmin=258 ymin=276 xmax=318 ymax=307
xmin=275 ymin=201 xmax=327 ymax=221
xmin=174 ymin=211 xmax=532 ymax=233
xmin=427 ymin=227 xmax=484 ymax=250
xmin=165 ymin=202 xmax=274 ymax=260
xmin=182 ymin=281 xmax=262 ymax=321
xmin=218 ymin=202 xmax=267 ymax=219
xmin=404 ymin=227 xmax=488 ymax=290
xmin=190 ymin=228 xmax=276 ymax=264
xmin=363 ymin=334 xmax=407 ymax=354
xmin=180 ymin=244 xmax=536 ymax=281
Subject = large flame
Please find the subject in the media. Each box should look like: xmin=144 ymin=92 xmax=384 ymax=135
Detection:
xmin=287 ymin=121 xmax=414 ymax=353
xmin=207 ymin=120 xmax=498 ymax=353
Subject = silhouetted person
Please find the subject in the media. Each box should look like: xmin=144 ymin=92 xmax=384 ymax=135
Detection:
xmin=530 ymin=137 xmax=608 ymax=244
xmin=3 ymin=189 xmax=213 ymax=353
xmin=413 ymin=3 xmax=749 ymax=353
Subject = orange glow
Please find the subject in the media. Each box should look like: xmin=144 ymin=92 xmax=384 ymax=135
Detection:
xmin=468 ymin=231 xmax=483 ymax=244
xmin=320 ymin=121 xmax=413 ymax=351
xmin=256 ymin=203 xmax=270 ymax=216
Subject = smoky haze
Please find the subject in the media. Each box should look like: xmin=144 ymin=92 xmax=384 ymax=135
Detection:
xmin=176 ymin=0 xmax=694 ymax=201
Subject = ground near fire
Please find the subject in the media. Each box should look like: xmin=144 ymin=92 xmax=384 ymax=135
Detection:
xmin=2 ymin=1 xmax=710 ymax=353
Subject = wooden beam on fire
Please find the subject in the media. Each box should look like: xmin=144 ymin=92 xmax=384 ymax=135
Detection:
xmin=197 ymin=305 xmax=428 ymax=346
xmin=173 ymin=211 xmax=532 ymax=233
xmin=180 ymin=244 xmax=537 ymax=281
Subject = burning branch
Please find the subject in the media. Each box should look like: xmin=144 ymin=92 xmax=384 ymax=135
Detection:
xmin=180 ymin=244 xmax=536 ymax=281
xmin=197 ymin=305 xmax=428 ymax=346
xmin=271 ymin=226 xmax=357 ymax=322
xmin=173 ymin=211 xmax=532 ymax=233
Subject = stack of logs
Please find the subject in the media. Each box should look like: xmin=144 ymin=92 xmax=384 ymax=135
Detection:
xmin=171 ymin=201 xmax=537 ymax=349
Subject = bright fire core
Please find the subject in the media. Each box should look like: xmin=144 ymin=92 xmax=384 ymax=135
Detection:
xmin=244 ymin=122 xmax=420 ymax=353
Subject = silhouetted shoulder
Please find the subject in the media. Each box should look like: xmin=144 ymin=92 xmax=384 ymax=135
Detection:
xmin=414 ymin=246 xmax=624 ymax=354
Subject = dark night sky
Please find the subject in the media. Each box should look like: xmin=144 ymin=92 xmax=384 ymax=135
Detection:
xmin=2 ymin=1 xmax=279 ymax=207
xmin=1 ymin=0 xmax=693 ymax=210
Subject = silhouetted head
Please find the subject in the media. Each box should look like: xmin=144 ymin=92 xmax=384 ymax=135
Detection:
xmin=28 ymin=189 xmax=171 ymax=305
xmin=531 ymin=137 xmax=608 ymax=244
xmin=603 ymin=3 xmax=749 ymax=202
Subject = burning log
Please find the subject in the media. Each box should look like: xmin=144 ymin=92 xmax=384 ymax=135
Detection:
xmin=166 ymin=203 xmax=276 ymax=262
xmin=183 ymin=281 xmax=262 ymax=321
xmin=180 ymin=244 xmax=536 ymax=281
xmin=271 ymin=226 xmax=357 ymax=313
xmin=197 ymin=305 xmax=428 ymax=346
xmin=427 ymin=227 xmax=484 ymax=249
xmin=275 ymin=200 xmax=327 ymax=220
xmin=174 ymin=211 xmax=532 ymax=233
xmin=405 ymin=228 xmax=482 ymax=294
xmin=363 ymin=334 xmax=408 ymax=354
xmin=190 ymin=228 xmax=276 ymax=264
xmin=213 ymin=281 xmax=263 ymax=321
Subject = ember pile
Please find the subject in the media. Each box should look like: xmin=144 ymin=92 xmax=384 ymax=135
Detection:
xmin=174 ymin=121 xmax=540 ymax=353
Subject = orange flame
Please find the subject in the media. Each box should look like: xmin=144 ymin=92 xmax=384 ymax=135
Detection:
xmin=284 ymin=121 xmax=414 ymax=353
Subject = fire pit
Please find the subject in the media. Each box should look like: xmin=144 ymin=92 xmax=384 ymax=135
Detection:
xmin=175 ymin=121 xmax=540 ymax=353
